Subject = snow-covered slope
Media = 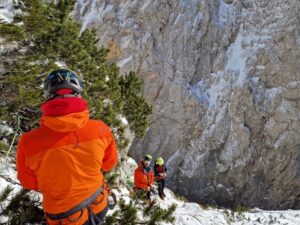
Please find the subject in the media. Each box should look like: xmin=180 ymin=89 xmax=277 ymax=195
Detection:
xmin=1 ymin=1 xmax=300 ymax=223
xmin=112 ymin=158 xmax=300 ymax=225
xmin=0 ymin=158 xmax=22 ymax=223
xmin=75 ymin=0 xmax=300 ymax=209
xmin=1 ymin=157 xmax=300 ymax=224
xmin=0 ymin=0 xmax=15 ymax=23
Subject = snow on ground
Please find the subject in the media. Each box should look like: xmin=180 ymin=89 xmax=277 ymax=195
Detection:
xmin=0 ymin=156 xmax=300 ymax=225
xmin=112 ymin=158 xmax=300 ymax=225
xmin=0 ymin=124 xmax=13 ymax=135
xmin=117 ymin=114 xmax=129 ymax=126
xmin=158 ymin=190 xmax=300 ymax=225
xmin=0 ymin=0 xmax=15 ymax=23
xmin=0 ymin=158 xmax=22 ymax=223
xmin=111 ymin=180 xmax=300 ymax=225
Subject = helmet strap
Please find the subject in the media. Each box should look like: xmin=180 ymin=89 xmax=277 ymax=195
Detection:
xmin=46 ymin=93 xmax=81 ymax=101
xmin=54 ymin=93 xmax=81 ymax=99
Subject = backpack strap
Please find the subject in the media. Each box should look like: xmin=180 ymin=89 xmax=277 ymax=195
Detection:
xmin=46 ymin=185 xmax=104 ymax=222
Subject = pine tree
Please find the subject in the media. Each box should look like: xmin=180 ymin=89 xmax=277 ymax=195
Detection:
xmin=104 ymin=199 xmax=138 ymax=225
xmin=0 ymin=0 xmax=154 ymax=224
xmin=104 ymin=192 xmax=176 ymax=225
xmin=120 ymin=72 xmax=152 ymax=138
xmin=0 ymin=141 xmax=9 ymax=155
xmin=143 ymin=203 xmax=176 ymax=225
xmin=1 ymin=189 xmax=44 ymax=225
xmin=0 ymin=0 xmax=151 ymax=148
xmin=0 ymin=185 xmax=13 ymax=203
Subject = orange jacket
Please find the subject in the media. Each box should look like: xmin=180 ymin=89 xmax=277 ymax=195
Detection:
xmin=16 ymin=109 xmax=118 ymax=225
xmin=134 ymin=161 xmax=154 ymax=190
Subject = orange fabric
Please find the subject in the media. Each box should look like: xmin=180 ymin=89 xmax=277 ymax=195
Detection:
xmin=40 ymin=110 xmax=89 ymax=132
xmin=134 ymin=161 xmax=154 ymax=190
xmin=16 ymin=110 xmax=118 ymax=224
xmin=46 ymin=189 xmax=108 ymax=225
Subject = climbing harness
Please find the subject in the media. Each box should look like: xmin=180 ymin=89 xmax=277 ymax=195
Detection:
xmin=107 ymin=191 xmax=117 ymax=210
xmin=46 ymin=185 xmax=104 ymax=225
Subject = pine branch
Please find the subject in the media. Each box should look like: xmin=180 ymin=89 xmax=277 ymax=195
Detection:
xmin=0 ymin=185 xmax=14 ymax=203
xmin=1 ymin=0 xmax=152 ymax=223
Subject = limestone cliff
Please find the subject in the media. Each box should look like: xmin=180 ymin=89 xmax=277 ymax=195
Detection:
xmin=76 ymin=0 xmax=300 ymax=209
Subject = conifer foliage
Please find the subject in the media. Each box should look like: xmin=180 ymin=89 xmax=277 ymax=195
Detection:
xmin=0 ymin=0 xmax=154 ymax=224
xmin=0 ymin=0 xmax=151 ymax=148
xmin=120 ymin=72 xmax=152 ymax=138
xmin=0 ymin=185 xmax=13 ymax=203
xmin=104 ymin=194 xmax=176 ymax=225
xmin=1 ymin=189 xmax=44 ymax=225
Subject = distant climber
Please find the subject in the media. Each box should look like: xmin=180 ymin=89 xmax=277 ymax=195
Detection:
xmin=16 ymin=69 xmax=118 ymax=225
xmin=134 ymin=154 xmax=155 ymax=203
xmin=154 ymin=157 xmax=167 ymax=200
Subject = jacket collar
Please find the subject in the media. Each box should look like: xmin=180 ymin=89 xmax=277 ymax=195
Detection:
xmin=40 ymin=97 xmax=87 ymax=117
xmin=40 ymin=110 xmax=89 ymax=132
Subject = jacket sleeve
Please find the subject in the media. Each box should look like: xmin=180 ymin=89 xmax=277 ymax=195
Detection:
xmin=101 ymin=132 xmax=118 ymax=172
xmin=134 ymin=168 xmax=148 ymax=189
xmin=134 ymin=168 xmax=144 ymax=188
xmin=16 ymin=136 xmax=38 ymax=190
xmin=134 ymin=168 xmax=139 ymax=188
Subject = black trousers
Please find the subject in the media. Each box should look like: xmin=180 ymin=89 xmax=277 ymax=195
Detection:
xmin=146 ymin=190 xmax=151 ymax=200
xmin=157 ymin=179 xmax=165 ymax=196
xmin=136 ymin=188 xmax=152 ymax=200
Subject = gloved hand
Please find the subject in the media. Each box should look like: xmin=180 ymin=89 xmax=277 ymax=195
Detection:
xmin=150 ymin=186 xmax=156 ymax=194
xmin=159 ymin=172 xmax=167 ymax=178
xmin=147 ymin=185 xmax=154 ymax=191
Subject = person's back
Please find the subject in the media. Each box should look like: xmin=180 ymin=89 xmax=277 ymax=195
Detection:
xmin=17 ymin=69 xmax=118 ymax=225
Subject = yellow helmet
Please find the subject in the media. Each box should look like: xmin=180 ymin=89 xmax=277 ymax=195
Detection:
xmin=144 ymin=154 xmax=152 ymax=161
xmin=156 ymin=157 xmax=164 ymax=166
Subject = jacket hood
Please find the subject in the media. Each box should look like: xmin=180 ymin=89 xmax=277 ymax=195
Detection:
xmin=40 ymin=110 xmax=89 ymax=132
xmin=139 ymin=160 xmax=151 ymax=173
xmin=40 ymin=97 xmax=88 ymax=117
xmin=139 ymin=160 xmax=144 ymax=168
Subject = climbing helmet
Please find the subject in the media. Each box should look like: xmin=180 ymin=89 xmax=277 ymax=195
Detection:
xmin=44 ymin=69 xmax=83 ymax=99
xmin=156 ymin=157 xmax=164 ymax=166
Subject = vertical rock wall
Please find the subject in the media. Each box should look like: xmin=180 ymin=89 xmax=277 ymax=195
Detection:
xmin=76 ymin=0 xmax=300 ymax=209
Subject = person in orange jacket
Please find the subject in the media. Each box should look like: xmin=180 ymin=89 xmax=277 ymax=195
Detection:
xmin=134 ymin=154 xmax=154 ymax=202
xmin=16 ymin=69 xmax=118 ymax=225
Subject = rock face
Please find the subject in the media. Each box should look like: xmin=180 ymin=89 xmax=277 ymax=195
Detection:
xmin=75 ymin=0 xmax=300 ymax=209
